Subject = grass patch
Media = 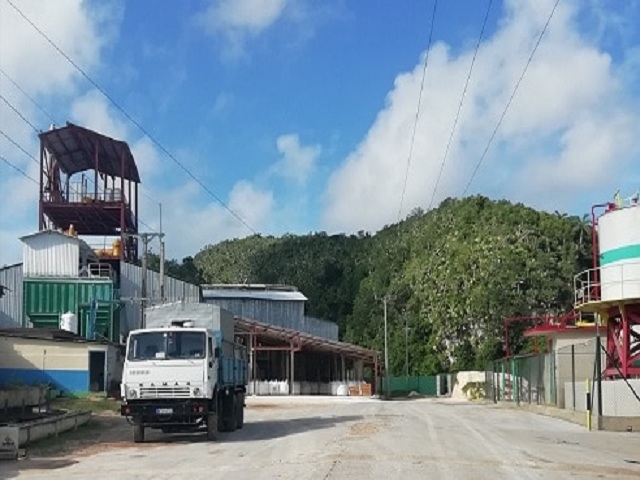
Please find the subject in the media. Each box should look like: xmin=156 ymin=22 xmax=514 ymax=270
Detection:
xmin=52 ymin=397 xmax=120 ymax=414
xmin=27 ymin=421 xmax=105 ymax=456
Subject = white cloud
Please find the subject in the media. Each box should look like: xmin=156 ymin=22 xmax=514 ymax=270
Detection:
xmin=207 ymin=0 xmax=287 ymax=32
xmin=70 ymin=90 xmax=128 ymax=139
xmin=272 ymin=134 xmax=320 ymax=185
xmin=0 ymin=2 xmax=275 ymax=264
xmin=69 ymin=91 xmax=163 ymax=183
xmin=213 ymin=91 xmax=234 ymax=113
xmin=153 ymin=180 xmax=274 ymax=259
xmin=228 ymin=180 xmax=275 ymax=229
xmin=196 ymin=0 xmax=290 ymax=57
xmin=0 ymin=0 xmax=120 ymax=265
xmin=515 ymin=111 xmax=636 ymax=194
xmin=0 ymin=0 xmax=117 ymax=95
xmin=322 ymin=0 xmax=640 ymax=233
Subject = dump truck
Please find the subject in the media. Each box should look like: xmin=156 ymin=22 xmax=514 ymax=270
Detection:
xmin=120 ymin=303 xmax=247 ymax=442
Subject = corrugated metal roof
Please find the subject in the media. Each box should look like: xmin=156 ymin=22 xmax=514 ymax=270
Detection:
xmin=0 ymin=263 xmax=23 ymax=328
xmin=0 ymin=327 xmax=114 ymax=345
xmin=235 ymin=316 xmax=378 ymax=361
xmin=20 ymin=230 xmax=96 ymax=257
xmin=39 ymin=123 xmax=140 ymax=182
xmin=202 ymin=288 xmax=307 ymax=302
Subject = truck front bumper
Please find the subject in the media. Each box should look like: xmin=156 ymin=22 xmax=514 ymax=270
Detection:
xmin=121 ymin=400 xmax=210 ymax=426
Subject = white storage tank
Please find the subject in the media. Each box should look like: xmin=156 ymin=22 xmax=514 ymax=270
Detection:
xmin=598 ymin=204 xmax=640 ymax=301
xmin=60 ymin=311 xmax=78 ymax=334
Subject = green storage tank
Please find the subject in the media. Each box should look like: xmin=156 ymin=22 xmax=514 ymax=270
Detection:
xmin=23 ymin=278 xmax=121 ymax=343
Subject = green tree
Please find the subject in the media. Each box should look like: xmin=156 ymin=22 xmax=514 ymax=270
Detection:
xmin=188 ymin=195 xmax=592 ymax=374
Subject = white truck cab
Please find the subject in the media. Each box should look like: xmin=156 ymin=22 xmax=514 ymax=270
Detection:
xmin=120 ymin=310 xmax=246 ymax=443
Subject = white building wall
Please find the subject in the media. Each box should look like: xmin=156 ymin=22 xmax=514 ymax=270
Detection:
xmin=22 ymin=231 xmax=80 ymax=277
xmin=568 ymin=379 xmax=640 ymax=416
xmin=554 ymin=337 xmax=598 ymax=409
xmin=0 ymin=263 xmax=23 ymax=327
xmin=0 ymin=335 xmax=121 ymax=393
xmin=1 ymin=336 xmax=88 ymax=370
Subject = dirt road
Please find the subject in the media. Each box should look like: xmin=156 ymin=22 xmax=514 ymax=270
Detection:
xmin=4 ymin=397 xmax=640 ymax=480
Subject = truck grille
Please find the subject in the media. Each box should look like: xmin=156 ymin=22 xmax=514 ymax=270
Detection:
xmin=140 ymin=386 xmax=191 ymax=399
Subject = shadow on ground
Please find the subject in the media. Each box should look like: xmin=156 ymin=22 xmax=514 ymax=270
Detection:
xmin=2 ymin=413 xmax=364 ymax=478
xmin=142 ymin=414 xmax=364 ymax=444
xmin=224 ymin=414 xmax=363 ymax=442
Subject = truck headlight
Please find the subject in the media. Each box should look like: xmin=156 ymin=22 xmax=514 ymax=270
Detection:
xmin=127 ymin=387 xmax=138 ymax=399
xmin=192 ymin=387 xmax=202 ymax=397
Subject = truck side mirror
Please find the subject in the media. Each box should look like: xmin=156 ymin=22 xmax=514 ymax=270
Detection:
xmin=214 ymin=347 xmax=220 ymax=359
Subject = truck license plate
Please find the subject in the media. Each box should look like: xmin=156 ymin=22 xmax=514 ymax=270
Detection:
xmin=156 ymin=408 xmax=173 ymax=415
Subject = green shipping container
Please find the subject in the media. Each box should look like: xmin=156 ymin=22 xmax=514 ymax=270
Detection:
xmin=23 ymin=278 xmax=121 ymax=343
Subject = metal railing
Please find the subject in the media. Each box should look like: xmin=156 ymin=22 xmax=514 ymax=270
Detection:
xmin=80 ymin=262 xmax=116 ymax=282
xmin=44 ymin=183 xmax=128 ymax=205
xmin=67 ymin=185 xmax=127 ymax=204
xmin=575 ymin=263 xmax=640 ymax=306
xmin=574 ymin=267 xmax=600 ymax=305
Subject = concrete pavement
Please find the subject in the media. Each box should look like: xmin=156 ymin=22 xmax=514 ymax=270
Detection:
xmin=4 ymin=397 xmax=640 ymax=479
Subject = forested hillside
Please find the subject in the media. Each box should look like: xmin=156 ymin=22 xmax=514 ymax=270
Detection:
xmin=163 ymin=196 xmax=592 ymax=374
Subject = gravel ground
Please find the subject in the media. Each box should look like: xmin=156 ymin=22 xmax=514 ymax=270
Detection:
xmin=4 ymin=396 xmax=640 ymax=480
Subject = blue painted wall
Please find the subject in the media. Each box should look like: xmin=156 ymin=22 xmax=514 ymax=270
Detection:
xmin=0 ymin=368 xmax=87 ymax=394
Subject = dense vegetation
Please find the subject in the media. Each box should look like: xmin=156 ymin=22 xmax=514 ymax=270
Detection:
xmin=156 ymin=196 xmax=592 ymax=374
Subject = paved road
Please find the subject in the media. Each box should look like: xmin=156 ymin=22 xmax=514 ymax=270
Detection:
xmin=5 ymin=397 xmax=640 ymax=480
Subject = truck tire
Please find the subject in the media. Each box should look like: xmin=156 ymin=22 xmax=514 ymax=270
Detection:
xmin=217 ymin=409 xmax=226 ymax=431
xmin=224 ymin=394 xmax=237 ymax=432
xmin=133 ymin=423 xmax=145 ymax=443
xmin=236 ymin=394 xmax=244 ymax=429
xmin=217 ymin=393 xmax=236 ymax=432
xmin=207 ymin=413 xmax=218 ymax=441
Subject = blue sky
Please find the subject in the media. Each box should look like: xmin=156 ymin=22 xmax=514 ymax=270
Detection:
xmin=2 ymin=0 xmax=640 ymax=266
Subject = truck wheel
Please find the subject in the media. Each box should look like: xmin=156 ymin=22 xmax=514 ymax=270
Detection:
xmin=224 ymin=394 xmax=237 ymax=432
xmin=133 ymin=424 xmax=145 ymax=443
xmin=207 ymin=413 xmax=218 ymax=441
xmin=236 ymin=394 xmax=244 ymax=429
xmin=217 ymin=408 xmax=226 ymax=432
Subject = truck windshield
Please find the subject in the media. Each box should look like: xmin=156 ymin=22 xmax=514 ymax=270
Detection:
xmin=127 ymin=331 xmax=206 ymax=361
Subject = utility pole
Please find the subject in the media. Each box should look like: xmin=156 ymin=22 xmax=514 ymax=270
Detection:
xmin=159 ymin=202 xmax=165 ymax=301
xmin=376 ymin=294 xmax=394 ymax=399
xmin=383 ymin=297 xmax=389 ymax=392
xmin=126 ymin=231 xmax=165 ymax=329
xmin=141 ymin=234 xmax=149 ymax=328
xmin=404 ymin=310 xmax=409 ymax=378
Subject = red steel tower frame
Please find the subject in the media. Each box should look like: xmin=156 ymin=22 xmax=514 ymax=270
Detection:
xmin=38 ymin=123 xmax=140 ymax=262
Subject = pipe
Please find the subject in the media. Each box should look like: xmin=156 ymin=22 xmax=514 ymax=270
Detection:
xmin=591 ymin=202 xmax=614 ymax=299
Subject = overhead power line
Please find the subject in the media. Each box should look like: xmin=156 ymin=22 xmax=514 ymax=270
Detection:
xmin=397 ymin=0 xmax=439 ymax=223
xmin=0 ymin=152 xmax=38 ymax=184
xmin=462 ymin=0 xmax=561 ymax=196
xmin=0 ymin=130 xmax=158 ymax=234
xmin=6 ymin=0 xmax=257 ymax=235
xmin=0 ymin=92 xmax=40 ymax=133
xmin=428 ymin=0 xmax=493 ymax=211
xmin=0 ymin=66 xmax=56 ymax=124
xmin=1 ymin=65 xmax=170 ymax=235
xmin=0 ymin=76 xmax=159 ymax=235
xmin=412 ymin=0 xmax=563 ymax=277
xmin=0 ymin=128 xmax=39 ymax=166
